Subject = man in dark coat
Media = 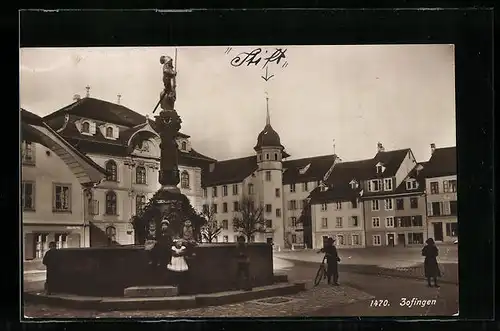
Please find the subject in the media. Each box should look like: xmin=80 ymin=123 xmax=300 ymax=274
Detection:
xmin=422 ymin=237 xmax=441 ymax=287
xmin=42 ymin=241 xmax=57 ymax=294
xmin=235 ymin=236 xmax=252 ymax=291
xmin=319 ymin=237 xmax=341 ymax=285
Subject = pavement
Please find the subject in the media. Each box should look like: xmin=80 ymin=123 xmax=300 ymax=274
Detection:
xmin=23 ymin=260 xmax=458 ymax=318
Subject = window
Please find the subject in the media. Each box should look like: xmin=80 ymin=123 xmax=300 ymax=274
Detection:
xmin=177 ymin=171 xmax=189 ymax=188
xmin=248 ymin=184 xmax=254 ymax=195
xmin=288 ymin=200 xmax=297 ymax=210
xmin=21 ymin=140 xmax=35 ymax=165
xmin=275 ymin=188 xmax=280 ymax=197
xmin=106 ymin=226 xmax=116 ymax=242
xmin=321 ymin=203 xmax=327 ymax=211
xmin=55 ymin=233 xmax=68 ymax=249
xmin=291 ymin=217 xmax=297 ymax=227
xmin=371 ymin=200 xmax=380 ymax=211
xmin=302 ymin=182 xmax=308 ymax=192
xmin=410 ymin=197 xmax=419 ymax=209
xmin=384 ymin=198 xmax=393 ymax=210
xmin=232 ymin=184 xmax=238 ymax=195
xmin=53 ymin=184 xmax=71 ymax=212
xmin=181 ymin=141 xmax=187 ymax=150
xmin=212 ymin=187 xmax=218 ymax=197
xmin=335 ymin=202 xmax=342 ymax=210
xmin=321 ymin=217 xmax=328 ymax=228
xmin=136 ymin=166 xmax=147 ymax=185
xmin=265 ymin=204 xmax=272 ymax=213
xmin=266 ymin=153 xmax=270 ymax=160
xmin=350 ymin=216 xmax=359 ymax=227
xmin=406 ymin=180 xmax=418 ymax=190
xmin=352 ymin=234 xmax=360 ymax=245
xmin=90 ymin=199 xmax=99 ymax=215
xmin=21 ymin=181 xmax=35 ymax=211
xmin=372 ymin=217 xmax=380 ymax=228
xmin=203 ymin=188 xmax=207 ymax=198
xmin=372 ymin=235 xmax=382 ymax=246
xmin=105 ymin=191 xmax=117 ymax=215
xmin=376 ymin=165 xmax=383 ymax=174
xmin=223 ymin=235 xmax=229 ymax=243
xmin=384 ymin=178 xmax=393 ymax=191
xmin=396 ymin=198 xmax=404 ymax=210
xmin=448 ymin=180 xmax=457 ymax=193
xmin=450 ymin=200 xmax=458 ymax=215
xmin=335 ymin=217 xmax=343 ymax=228
xmin=350 ymin=200 xmax=358 ymax=209
xmin=202 ymin=204 xmax=209 ymax=213
xmin=233 ymin=201 xmax=239 ymax=211
xmin=82 ymin=122 xmax=90 ymax=133
xmin=431 ymin=202 xmax=441 ymax=216
xmin=290 ymin=184 xmax=296 ymax=193
xmin=446 ymin=223 xmax=458 ymax=237
xmin=411 ymin=215 xmax=423 ymax=227
xmin=408 ymin=233 xmax=424 ymax=244
xmin=265 ymin=171 xmax=271 ymax=181
xmin=430 ymin=182 xmax=439 ymax=194
xmin=276 ymin=208 xmax=281 ymax=217
xmin=266 ymin=219 xmax=272 ymax=228
xmin=337 ymin=235 xmax=345 ymax=245
xmin=105 ymin=160 xmax=118 ymax=181
xmin=222 ymin=185 xmax=228 ymax=196
xmin=386 ymin=216 xmax=394 ymax=228
xmin=274 ymin=153 xmax=278 ymax=161
xmin=369 ymin=179 xmax=382 ymax=192
xmin=350 ymin=180 xmax=358 ymax=189
xmin=222 ymin=202 xmax=228 ymax=213
xmin=291 ymin=234 xmax=297 ymax=243
xmin=35 ymin=234 xmax=48 ymax=259
xmin=105 ymin=127 xmax=114 ymax=138
xmin=222 ymin=220 xmax=228 ymax=230
xmin=135 ymin=195 xmax=146 ymax=215
xmin=211 ymin=203 xmax=218 ymax=213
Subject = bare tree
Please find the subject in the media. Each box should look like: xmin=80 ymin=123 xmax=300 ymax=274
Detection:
xmin=200 ymin=204 xmax=222 ymax=243
xmin=232 ymin=195 xmax=268 ymax=242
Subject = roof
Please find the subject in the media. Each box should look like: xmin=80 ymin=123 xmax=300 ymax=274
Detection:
xmin=367 ymin=149 xmax=412 ymax=178
xmin=203 ymin=155 xmax=258 ymax=187
xmin=309 ymin=159 xmax=373 ymax=203
xmin=282 ymin=154 xmax=338 ymax=185
xmin=21 ymin=108 xmax=109 ymax=183
xmin=421 ymin=146 xmax=457 ymax=178
xmin=392 ymin=162 xmax=427 ymax=194
xmin=254 ymin=124 xmax=283 ymax=150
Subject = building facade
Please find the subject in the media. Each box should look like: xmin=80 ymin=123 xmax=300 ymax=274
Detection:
xmin=42 ymin=96 xmax=215 ymax=245
xmin=21 ymin=109 xmax=107 ymax=260
xmin=423 ymin=145 xmax=457 ymax=243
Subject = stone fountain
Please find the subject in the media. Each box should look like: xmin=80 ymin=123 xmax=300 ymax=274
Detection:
xmin=28 ymin=55 xmax=304 ymax=310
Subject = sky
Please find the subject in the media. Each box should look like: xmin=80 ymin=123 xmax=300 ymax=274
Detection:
xmin=20 ymin=45 xmax=456 ymax=163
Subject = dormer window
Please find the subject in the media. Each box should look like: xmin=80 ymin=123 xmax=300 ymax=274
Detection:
xmin=375 ymin=162 xmax=385 ymax=174
xmin=181 ymin=141 xmax=187 ymax=151
xmin=106 ymin=127 xmax=114 ymax=138
xmin=82 ymin=122 xmax=90 ymax=133
xmin=299 ymin=163 xmax=311 ymax=175
xmin=406 ymin=179 xmax=418 ymax=190
xmin=383 ymin=178 xmax=393 ymax=191
xmin=349 ymin=179 xmax=358 ymax=189
xmin=369 ymin=179 xmax=382 ymax=192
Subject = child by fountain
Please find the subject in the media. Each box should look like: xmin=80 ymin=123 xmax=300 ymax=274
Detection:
xmin=167 ymin=238 xmax=189 ymax=290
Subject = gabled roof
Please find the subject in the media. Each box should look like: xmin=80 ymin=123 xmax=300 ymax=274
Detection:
xmin=282 ymin=154 xmax=338 ymax=185
xmin=21 ymin=108 xmax=108 ymax=184
xmin=309 ymin=159 xmax=372 ymax=203
xmin=393 ymin=162 xmax=427 ymax=194
xmin=203 ymin=155 xmax=258 ymax=187
xmin=367 ymin=148 xmax=412 ymax=178
xmin=421 ymin=146 xmax=456 ymax=178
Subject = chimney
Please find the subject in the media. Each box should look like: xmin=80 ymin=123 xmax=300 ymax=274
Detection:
xmin=117 ymin=94 xmax=122 ymax=105
xmin=209 ymin=163 xmax=216 ymax=173
xmin=377 ymin=142 xmax=385 ymax=152
xmin=73 ymin=94 xmax=81 ymax=102
xmin=430 ymin=143 xmax=436 ymax=154
xmin=85 ymin=85 xmax=91 ymax=98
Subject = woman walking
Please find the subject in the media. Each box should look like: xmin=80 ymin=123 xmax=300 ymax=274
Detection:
xmin=422 ymin=238 xmax=441 ymax=287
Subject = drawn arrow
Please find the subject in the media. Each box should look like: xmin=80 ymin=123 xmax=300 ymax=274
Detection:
xmin=261 ymin=66 xmax=275 ymax=82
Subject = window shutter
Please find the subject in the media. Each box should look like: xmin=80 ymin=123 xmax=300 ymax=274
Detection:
xmin=67 ymin=233 xmax=81 ymax=248
xmin=443 ymin=201 xmax=451 ymax=215
xmin=24 ymin=233 xmax=35 ymax=260
xmin=113 ymin=127 xmax=119 ymax=139
xmin=439 ymin=202 xmax=444 ymax=215
xmin=368 ymin=181 xmax=372 ymax=192
xmin=427 ymin=202 xmax=433 ymax=216
xmin=90 ymin=122 xmax=97 ymax=134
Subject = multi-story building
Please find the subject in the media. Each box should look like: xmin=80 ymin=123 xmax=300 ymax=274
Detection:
xmin=423 ymin=144 xmax=457 ymax=243
xmin=202 ymin=108 xmax=339 ymax=248
xmin=361 ymin=144 xmax=427 ymax=247
xmin=309 ymin=159 xmax=372 ymax=249
xmin=21 ymin=109 xmax=107 ymax=260
xmin=42 ymin=94 xmax=215 ymax=245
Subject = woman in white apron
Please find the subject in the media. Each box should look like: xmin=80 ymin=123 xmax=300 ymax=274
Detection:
xmin=167 ymin=239 xmax=189 ymax=290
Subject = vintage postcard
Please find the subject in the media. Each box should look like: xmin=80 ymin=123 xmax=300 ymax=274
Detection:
xmin=21 ymin=45 xmax=458 ymax=318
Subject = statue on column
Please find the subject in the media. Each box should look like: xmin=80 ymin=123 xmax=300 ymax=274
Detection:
xmin=160 ymin=55 xmax=177 ymax=111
